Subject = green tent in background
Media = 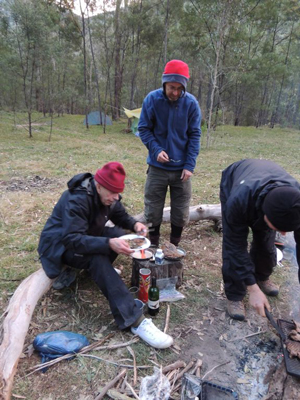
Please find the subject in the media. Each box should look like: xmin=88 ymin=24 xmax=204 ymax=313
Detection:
xmin=83 ymin=111 xmax=113 ymax=126
xmin=123 ymin=108 xmax=141 ymax=136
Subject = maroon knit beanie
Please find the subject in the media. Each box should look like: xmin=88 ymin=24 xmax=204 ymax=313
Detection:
xmin=262 ymin=186 xmax=300 ymax=232
xmin=162 ymin=60 xmax=190 ymax=90
xmin=94 ymin=162 xmax=126 ymax=193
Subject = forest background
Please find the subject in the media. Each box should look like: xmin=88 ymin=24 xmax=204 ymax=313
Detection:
xmin=1 ymin=0 xmax=300 ymax=139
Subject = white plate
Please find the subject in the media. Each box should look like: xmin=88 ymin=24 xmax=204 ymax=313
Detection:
xmin=119 ymin=234 xmax=150 ymax=250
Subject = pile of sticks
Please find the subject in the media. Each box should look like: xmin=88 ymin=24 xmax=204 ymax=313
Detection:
xmin=94 ymin=358 xmax=203 ymax=399
xmin=25 ymin=304 xmax=205 ymax=400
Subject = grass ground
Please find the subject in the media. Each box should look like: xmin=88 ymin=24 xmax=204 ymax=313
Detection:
xmin=0 ymin=111 xmax=300 ymax=399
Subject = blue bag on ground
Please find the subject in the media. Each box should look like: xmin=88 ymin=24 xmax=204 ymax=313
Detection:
xmin=33 ymin=330 xmax=90 ymax=364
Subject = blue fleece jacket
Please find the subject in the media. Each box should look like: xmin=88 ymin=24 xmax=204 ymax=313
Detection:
xmin=138 ymin=88 xmax=201 ymax=172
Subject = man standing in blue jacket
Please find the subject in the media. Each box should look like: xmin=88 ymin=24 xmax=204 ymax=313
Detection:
xmin=220 ymin=159 xmax=300 ymax=321
xmin=138 ymin=60 xmax=201 ymax=247
xmin=38 ymin=162 xmax=173 ymax=349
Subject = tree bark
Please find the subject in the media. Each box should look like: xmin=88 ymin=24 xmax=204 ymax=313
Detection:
xmin=113 ymin=0 xmax=122 ymax=120
xmin=82 ymin=11 xmax=89 ymax=129
xmin=0 ymin=269 xmax=53 ymax=400
xmin=87 ymin=12 xmax=103 ymax=125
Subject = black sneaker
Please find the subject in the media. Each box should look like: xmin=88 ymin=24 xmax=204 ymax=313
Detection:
xmin=52 ymin=267 xmax=78 ymax=290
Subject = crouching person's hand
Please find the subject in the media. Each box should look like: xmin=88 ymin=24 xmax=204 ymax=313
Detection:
xmin=109 ymin=238 xmax=134 ymax=255
xmin=247 ymin=283 xmax=270 ymax=317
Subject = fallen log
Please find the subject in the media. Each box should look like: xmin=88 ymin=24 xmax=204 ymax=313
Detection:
xmin=134 ymin=204 xmax=221 ymax=225
xmin=0 ymin=269 xmax=53 ymax=400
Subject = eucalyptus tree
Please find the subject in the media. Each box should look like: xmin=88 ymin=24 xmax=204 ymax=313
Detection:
xmin=2 ymin=0 xmax=57 ymax=137
xmin=182 ymin=0 xmax=252 ymax=146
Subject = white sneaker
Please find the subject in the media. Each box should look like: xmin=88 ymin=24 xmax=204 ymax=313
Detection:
xmin=131 ymin=318 xmax=173 ymax=349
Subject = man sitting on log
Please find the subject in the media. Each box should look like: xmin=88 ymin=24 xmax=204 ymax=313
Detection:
xmin=38 ymin=161 xmax=173 ymax=349
xmin=220 ymin=159 xmax=300 ymax=321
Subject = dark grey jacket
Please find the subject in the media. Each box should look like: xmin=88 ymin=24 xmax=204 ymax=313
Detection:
xmin=38 ymin=173 xmax=136 ymax=278
xmin=220 ymin=159 xmax=300 ymax=285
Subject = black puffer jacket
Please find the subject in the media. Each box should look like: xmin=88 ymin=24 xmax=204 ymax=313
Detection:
xmin=38 ymin=173 xmax=137 ymax=278
xmin=220 ymin=159 xmax=300 ymax=285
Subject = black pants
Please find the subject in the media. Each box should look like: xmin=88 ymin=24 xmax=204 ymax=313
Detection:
xmin=220 ymin=182 xmax=277 ymax=301
xmin=62 ymin=227 xmax=143 ymax=330
xmin=222 ymin=228 xmax=277 ymax=301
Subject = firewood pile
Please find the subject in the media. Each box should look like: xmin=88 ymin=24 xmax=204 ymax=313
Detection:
xmin=92 ymin=358 xmax=203 ymax=400
xmin=27 ymin=333 xmax=202 ymax=400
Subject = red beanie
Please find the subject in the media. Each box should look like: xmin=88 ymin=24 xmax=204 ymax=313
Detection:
xmin=163 ymin=60 xmax=190 ymax=78
xmin=94 ymin=162 xmax=126 ymax=193
xmin=162 ymin=60 xmax=190 ymax=90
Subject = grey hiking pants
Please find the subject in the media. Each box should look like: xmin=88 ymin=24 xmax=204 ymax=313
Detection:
xmin=144 ymin=165 xmax=192 ymax=227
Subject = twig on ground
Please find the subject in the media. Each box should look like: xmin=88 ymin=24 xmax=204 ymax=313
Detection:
xmin=228 ymin=330 xmax=266 ymax=342
xmin=73 ymin=354 xmax=151 ymax=369
xmin=127 ymin=346 xmax=137 ymax=386
xmin=124 ymin=380 xmax=140 ymax=400
xmin=107 ymin=388 xmax=133 ymax=400
xmin=167 ymin=369 xmax=179 ymax=382
xmin=149 ymin=359 xmax=160 ymax=367
xmin=195 ymin=359 xmax=202 ymax=378
xmin=202 ymin=360 xmax=231 ymax=380
xmin=162 ymin=360 xmax=186 ymax=374
xmin=170 ymin=360 xmax=195 ymax=393
xmin=164 ymin=304 xmax=170 ymax=333
xmin=94 ymin=368 xmax=127 ymax=400
xmin=190 ymin=359 xmax=203 ymax=376
xmin=121 ymin=374 xmax=128 ymax=391
xmin=170 ymin=369 xmax=180 ymax=392
xmin=94 ymin=337 xmax=139 ymax=350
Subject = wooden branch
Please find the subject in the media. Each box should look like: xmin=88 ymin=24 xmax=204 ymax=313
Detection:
xmin=170 ymin=360 xmax=195 ymax=394
xmin=202 ymin=360 xmax=231 ymax=380
xmin=107 ymin=388 xmax=133 ymax=400
xmin=0 ymin=268 xmax=53 ymax=400
xmin=190 ymin=359 xmax=203 ymax=377
xmin=164 ymin=305 xmax=170 ymax=334
xmin=126 ymin=346 xmax=137 ymax=386
xmin=228 ymin=330 xmax=266 ymax=342
xmin=162 ymin=360 xmax=186 ymax=374
xmin=133 ymin=204 xmax=221 ymax=224
xmin=95 ymin=368 xmax=127 ymax=400
xmin=124 ymin=380 xmax=140 ymax=400
xmin=170 ymin=360 xmax=195 ymax=392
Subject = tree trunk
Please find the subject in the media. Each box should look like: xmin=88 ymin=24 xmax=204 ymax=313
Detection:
xmin=113 ymin=0 xmax=122 ymax=120
xmin=270 ymin=23 xmax=293 ymax=128
xmin=0 ymin=269 xmax=53 ymax=400
xmin=87 ymin=12 xmax=103 ymax=125
xmin=82 ymin=11 xmax=89 ymax=129
xmin=163 ymin=0 xmax=170 ymax=64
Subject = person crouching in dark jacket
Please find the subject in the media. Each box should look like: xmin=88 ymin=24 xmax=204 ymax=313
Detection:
xmin=220 ymin=159 xmax=300 ymax=321
xmin=38 ymin=162 xmax=173 ymax=349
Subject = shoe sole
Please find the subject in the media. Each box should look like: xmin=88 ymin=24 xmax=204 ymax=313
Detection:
xmin=260 ymin=290 xmax=279 ymax=297
xmin=258 ymin=284 xmax=279 ymax=297
xmin=227 ymin=312 xmax=245 ymax=321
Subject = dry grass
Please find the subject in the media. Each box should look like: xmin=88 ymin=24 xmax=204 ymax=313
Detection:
xmin=1 ymin=112 xmax=300 ymax=399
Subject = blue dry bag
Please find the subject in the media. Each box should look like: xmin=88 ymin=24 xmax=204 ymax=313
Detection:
xmin=33 ymin=330 xmax=90 ymax=367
